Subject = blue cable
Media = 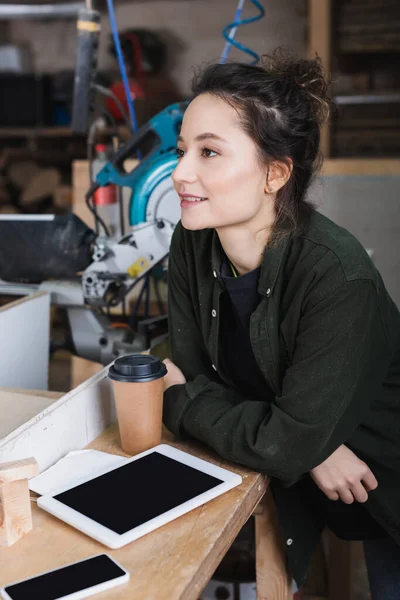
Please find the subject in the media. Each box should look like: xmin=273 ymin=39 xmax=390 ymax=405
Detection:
xmin=220 ymin=0 xmax=265 ymax=65
xmin=220 ymin=0 xmax=246 ymax=64
xmin=106 ymin=0 xmax=139 ymax=132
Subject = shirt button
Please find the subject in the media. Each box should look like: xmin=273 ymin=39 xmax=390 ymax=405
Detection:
xmin=286 ymin=538 xmax=293 ymax=546
xmin=212 ymin=364 xmax=217 ymax=371
xmin=212 ymin=309 xmax=217 ymax=317
xmin=266 ymin=288 xmax=271 ymax=296
xmin=213 ymin=270 xmax=218 ymax=278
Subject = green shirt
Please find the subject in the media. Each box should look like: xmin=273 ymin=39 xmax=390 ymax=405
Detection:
xmin=163 ymin=209 xmax=400 ymax=583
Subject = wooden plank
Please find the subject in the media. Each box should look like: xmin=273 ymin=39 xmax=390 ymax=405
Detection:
xmin=308 ymin=0 xmax=332 ymax=158
xmin=0 ymin=424 xmax=269 ymax=600
xmin=255 ymin=489 xmax=292 ymax=600
xmin=328 ymin=532 xmax=352 ymax=600
xmin=71 ymin=355 xmax=103 ymax=390
xmin=0 ymin=292 xmax=50 ymax=390
xmin=322 ymin=158 xmax=400 ymax=175
xmin=0 ymin=368 xmax=116 ymax=472
xmin=308 ymin=0 xmax=331 ymax=71
xmin=72 ymin=160 xmax=97 ymax=230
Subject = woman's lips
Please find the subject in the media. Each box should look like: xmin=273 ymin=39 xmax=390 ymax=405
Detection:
xmin=179 ymin=195 xmax=208 ymax=208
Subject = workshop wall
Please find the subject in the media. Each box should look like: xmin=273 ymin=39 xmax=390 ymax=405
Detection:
xmin=9 ymin=0 xmax=307 ymax=95
xmin=310 ymin=175 xmax=400 ymax=308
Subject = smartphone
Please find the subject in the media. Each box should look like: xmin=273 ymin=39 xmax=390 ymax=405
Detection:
xmin=0 ymin=554 xmax=129 ymax=600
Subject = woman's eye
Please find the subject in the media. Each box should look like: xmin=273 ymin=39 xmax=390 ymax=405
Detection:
xmin=176 ymin=148 xmax=184 ymax=158
xmin=202 ymin=148 xmax=217 ymax=158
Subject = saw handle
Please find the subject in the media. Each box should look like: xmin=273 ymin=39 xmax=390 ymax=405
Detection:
xmin=111 ymin=123 xmax=161 ymax=175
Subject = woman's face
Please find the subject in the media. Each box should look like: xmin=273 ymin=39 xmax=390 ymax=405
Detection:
xmin=172 ymin=93 xmax=271 ymax=232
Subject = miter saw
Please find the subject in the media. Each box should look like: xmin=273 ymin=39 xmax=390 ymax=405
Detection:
xmin=0 ymin=102 xmax=186 ymax=364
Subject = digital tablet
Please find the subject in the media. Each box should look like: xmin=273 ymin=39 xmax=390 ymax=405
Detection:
xmin=37 ymin=444 xmax=242 ymax=549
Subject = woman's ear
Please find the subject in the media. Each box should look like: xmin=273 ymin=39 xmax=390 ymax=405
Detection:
xmin=265 ymin=159 xmax=293 ymax=194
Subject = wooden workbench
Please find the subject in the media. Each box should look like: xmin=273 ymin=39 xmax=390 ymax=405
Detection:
xmin=0 ymin=422 xmax=291 ymax=599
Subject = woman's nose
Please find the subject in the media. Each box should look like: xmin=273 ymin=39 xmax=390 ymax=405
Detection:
xmin=172 ymin=155 xmax=197 ymax=184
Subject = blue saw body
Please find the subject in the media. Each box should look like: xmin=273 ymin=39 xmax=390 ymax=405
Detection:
xmin=95 ymin=101 xmax=187 ymax=226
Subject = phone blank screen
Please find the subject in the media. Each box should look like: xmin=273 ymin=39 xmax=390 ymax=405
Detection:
xmin=4 ymin=554 xmax=125 ymax=600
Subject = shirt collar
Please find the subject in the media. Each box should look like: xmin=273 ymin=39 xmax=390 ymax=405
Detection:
xmin=211 ymin=228 xmax=292 ymax=298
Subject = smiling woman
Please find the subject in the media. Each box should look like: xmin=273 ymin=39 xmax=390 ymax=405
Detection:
xmin=172 ymin=50 xmax=328 ymax=273
xmin=163 ymin=49 xmax=400 ymax=600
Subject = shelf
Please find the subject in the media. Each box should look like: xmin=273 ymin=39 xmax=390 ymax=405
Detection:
xmin=0 ymin=127 xmax=85 ymax=138
xmin=322 ymin=159 xmax=400 ymax=176
xmin=0 ymin=3 xmax=83 ymax=21
xmin=338 ymin=44 xmax=400 ymax=54
xmin=0 ymin=126 xmax=130 ymax=140
xmin=334 ymin=92 xmax=400 ymax=106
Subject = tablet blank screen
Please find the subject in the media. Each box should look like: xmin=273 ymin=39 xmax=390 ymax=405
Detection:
xmin=54 ymin=452 xmax=224 ymax=534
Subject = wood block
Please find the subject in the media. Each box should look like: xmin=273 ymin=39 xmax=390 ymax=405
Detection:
xmin=0 ymin=458 xmax=38 ymax=483
xmin=0 ymin=457 xmax=38 ymax=547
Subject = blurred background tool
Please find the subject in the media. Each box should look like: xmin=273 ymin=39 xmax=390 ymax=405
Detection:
xmin=71 ymin=3 xmax=101 ymax=134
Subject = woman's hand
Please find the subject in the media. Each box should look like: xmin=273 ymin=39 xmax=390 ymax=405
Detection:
xmin=310 ymin=444 xmax=378 ymax=504
xmin=163 ymin=359 xmax=186 ymax=391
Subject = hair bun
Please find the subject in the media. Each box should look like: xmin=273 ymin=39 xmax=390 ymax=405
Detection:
xmin=261 ymin=49 xmax=331 ymax=126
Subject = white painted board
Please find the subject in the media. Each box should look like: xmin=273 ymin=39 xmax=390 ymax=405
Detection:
xmin=0 ymin=291 xmax=50 ymax=390
xmin=0 ymin=367 xmax=116 ymax=472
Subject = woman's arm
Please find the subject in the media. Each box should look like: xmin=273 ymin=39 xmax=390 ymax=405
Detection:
xmin=164 ymin=225 xmax=394 ymax=486
xmin=164 ymin=355 xmax=379 ymax=502
xmin=164 ymin=351 xmax=379 ymax=502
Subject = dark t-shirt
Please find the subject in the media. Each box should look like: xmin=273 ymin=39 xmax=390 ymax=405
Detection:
xmin=218 ymin=261 xmax=268 ymax=399
xmin=219 ymin=258 xmax=387 ymax=541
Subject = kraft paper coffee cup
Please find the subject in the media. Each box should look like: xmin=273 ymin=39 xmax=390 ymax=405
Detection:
xmin=108 ymin=354 xmax=167 ymax=455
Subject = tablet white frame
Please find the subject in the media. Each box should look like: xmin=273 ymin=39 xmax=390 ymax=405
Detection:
xmin=37 ymin=444 xmax=242 ymax=549
xmin=0 ymin=554 xmax=129 ymax=600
